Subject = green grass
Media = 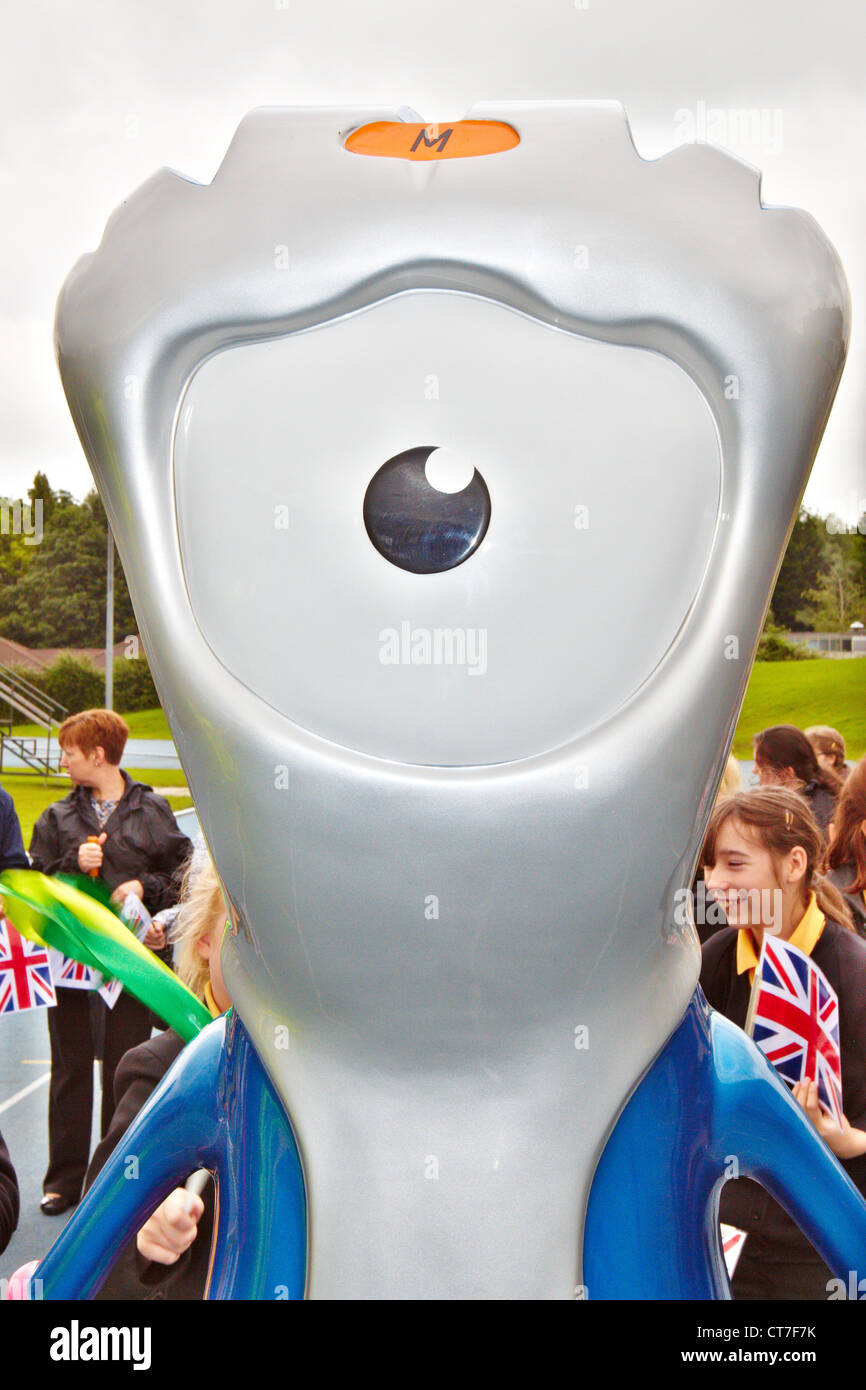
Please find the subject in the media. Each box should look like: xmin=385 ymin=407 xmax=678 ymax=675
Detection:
xmin=0 ymin=771 xmax=192 ymax=845
xmin=733 ymin=659 xmax=866 ymax=759
xmin=124 ymin=767 xmax=188 ymax=787
xmin=126 ymin=663 xmax=864 ymax=764
xmin=9 ymin=708 xmax=173 ymax=740
xmin=122 ymin=709 xmax=173 ymax=739
xmin=5 ymin=655 xmax=864 ymax=835
xmin=0 ymin=773 xmax=67 ymax=845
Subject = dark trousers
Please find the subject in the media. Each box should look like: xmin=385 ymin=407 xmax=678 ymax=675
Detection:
xmin=43 ymin=987 xmax=153 ymax=1202
xmin=732 ymin=1242 xmax=835 ymax=1300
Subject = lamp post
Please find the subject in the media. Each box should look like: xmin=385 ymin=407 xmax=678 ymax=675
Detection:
xmin=105 ymin=524 xmax=114 ymax=710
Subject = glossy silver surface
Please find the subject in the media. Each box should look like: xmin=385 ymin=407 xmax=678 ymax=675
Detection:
xmin=55 ymin=102 xmax=849 ymax=1299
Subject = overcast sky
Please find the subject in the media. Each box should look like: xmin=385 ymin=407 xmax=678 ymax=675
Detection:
xmin=1 ymin=0 xmax=864 ymax=518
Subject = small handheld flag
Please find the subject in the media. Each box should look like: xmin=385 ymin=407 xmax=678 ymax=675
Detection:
xmin=0 ymin=915 xmax=57 ymax=1015
xmin=746 ymin=933 xmax=843 ymax=1125
xmin=720 ymin=1225 xmax=747 ymax=1277
xmin=48 ymin=950 xmax=101 ymax=991
xmin=99 ymin=892 xmax=153 ymax=1009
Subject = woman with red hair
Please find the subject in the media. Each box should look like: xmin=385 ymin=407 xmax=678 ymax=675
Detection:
xmin=30 ymin=708 xmax=192 ymax=1217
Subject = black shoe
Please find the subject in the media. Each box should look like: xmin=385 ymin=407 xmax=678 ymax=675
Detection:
xmin=40 ymin=1193 xmax=76 ymax=1216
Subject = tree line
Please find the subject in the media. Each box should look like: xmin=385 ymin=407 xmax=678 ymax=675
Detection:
xmin=0 ymin=473 xmax=136 ymax=647
xmin=1 ymin=474 xmax=865 ymax=650
xmin=771 ymin=508 xmax=866 ymax=632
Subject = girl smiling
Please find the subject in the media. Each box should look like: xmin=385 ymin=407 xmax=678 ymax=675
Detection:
xmin=700 ymin=787 xmax=866 ymax=1298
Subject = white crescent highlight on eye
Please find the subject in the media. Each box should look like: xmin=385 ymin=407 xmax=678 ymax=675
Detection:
xmin=424 ymin=447 xmax=475 ymax=494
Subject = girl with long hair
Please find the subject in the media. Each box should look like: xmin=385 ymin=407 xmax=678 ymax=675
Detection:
xmin=806 ymin=724 xmax=849 ymax=784
xmin=825 ymin=755 xmax=866 ymax=934
xmin=752 ymin=724 xmax=842 ymax=834
xmin=700 ymin=786 xmax=866 ymax=1299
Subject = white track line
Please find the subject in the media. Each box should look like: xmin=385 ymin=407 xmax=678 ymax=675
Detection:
xmin=0 ymin=1071 xmax=51 ymax=1117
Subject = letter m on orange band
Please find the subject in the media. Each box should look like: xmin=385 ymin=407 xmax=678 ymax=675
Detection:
xmin=345 ymin=120 xmax=519 ymax=161
xmin=411 ymin=126 xmax=454 ymax=154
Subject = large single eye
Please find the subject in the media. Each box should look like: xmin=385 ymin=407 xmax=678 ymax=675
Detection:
xmin=363 ymin=445 xmax=491 ymax=574
xmin=174 ymin=291 xmax=720 ymax=766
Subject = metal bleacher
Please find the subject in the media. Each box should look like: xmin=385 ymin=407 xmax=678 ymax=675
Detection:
xmin=0 ymin=661 xmax=67 ymax=775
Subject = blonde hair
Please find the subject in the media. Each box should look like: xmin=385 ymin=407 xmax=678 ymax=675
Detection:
xmin=171 ymin=857 xmax=227 ymax=999
xmin=719 ymin=753 xmax=743 ymax=798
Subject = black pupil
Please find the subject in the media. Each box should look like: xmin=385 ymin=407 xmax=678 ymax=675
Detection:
xmin=363 ymin=446 xmax=490 ymax=575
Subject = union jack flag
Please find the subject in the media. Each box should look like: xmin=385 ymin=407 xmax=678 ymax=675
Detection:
xmin=98 ymin=893 xmax=154 ymax=1010
xmin=0 ymin=916 xmax=57 ymax=1014
xmin=47 ymin=948 xmax=101 ymax=991
xmin=720 ymin=1224 xmax=747 ymax=1277
xmin=747 ymin=934 xmax=843 ymax=1125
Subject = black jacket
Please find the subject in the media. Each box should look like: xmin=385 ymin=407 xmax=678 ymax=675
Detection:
xmin=28 ymin=771 xmax=192 ymax=916
xmin=0 ymin=787 xmax=28 ymax=872
xmin=701 ymin=917 xmax=866 ymax=1258
xmin=0 ymin=1129 xmax=19 ymax=1256
xmin=803 ymin=782 xmax=837 ymax=835
xmin=85 ymin=1028 xmax=213 ymax=1300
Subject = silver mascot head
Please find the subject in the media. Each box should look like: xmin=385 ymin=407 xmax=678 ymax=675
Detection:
xmin=55 ymin=103 xmax=848 ymax=1297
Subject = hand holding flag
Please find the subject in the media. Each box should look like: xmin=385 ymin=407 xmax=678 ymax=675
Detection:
xmin=746 ymin=933 xmax=844 ymax=1125
xmin=80 ymin=834 xmax=106 ymax=878
xmin=792 ymin=1078 xmax=866 ymax=1162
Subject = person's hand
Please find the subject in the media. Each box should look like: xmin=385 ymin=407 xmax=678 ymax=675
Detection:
xmin=792 ymin=1078 xmax=866 ymax=1160
xmin=136 ymin=1188 xmax=204 ymax=1265
xmin=142 ymin=923 xmax=166 ymax=951
xmin=78 ymin=834 xmax=106 ymax=873
xmin=110 ymin=879 xmax=144 ymax=906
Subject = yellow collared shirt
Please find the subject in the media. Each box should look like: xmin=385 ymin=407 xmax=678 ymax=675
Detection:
xmin=736 ymin=892 xmax=825 ymax=983
xmin=203 ymin=981 xmax=223 ymax=1018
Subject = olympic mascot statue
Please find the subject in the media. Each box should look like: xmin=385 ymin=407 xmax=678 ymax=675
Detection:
xmin=12 ymin=102 xmax=866 ymax=1298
